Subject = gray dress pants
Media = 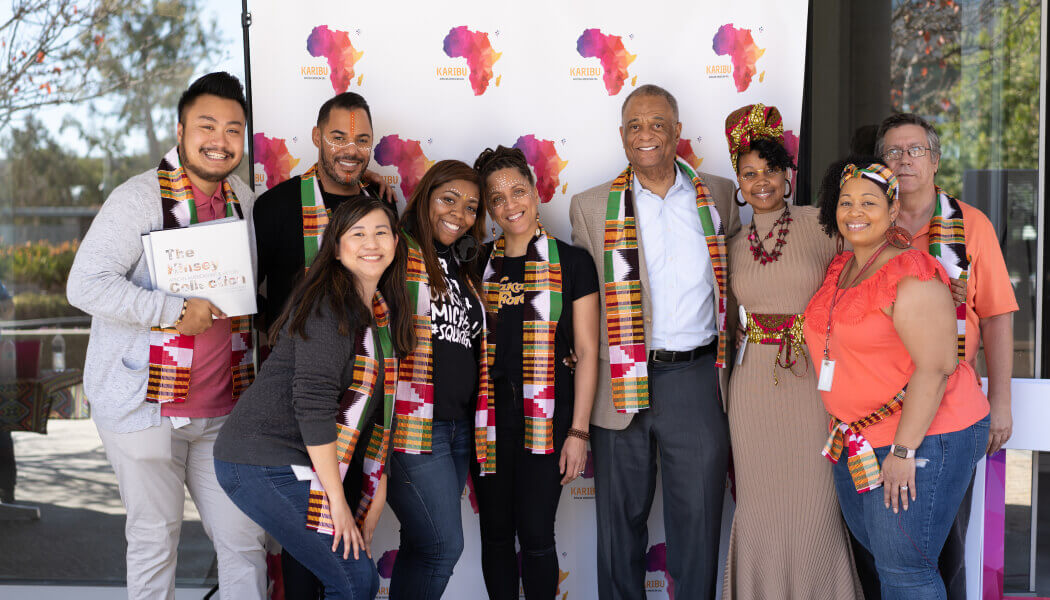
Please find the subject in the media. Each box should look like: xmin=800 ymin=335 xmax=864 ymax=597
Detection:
xmin=592 ymin=353 xmax=730 ymax=600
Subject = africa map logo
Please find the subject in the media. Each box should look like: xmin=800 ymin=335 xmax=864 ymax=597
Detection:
xmin=513 ymin=135 xmax=568 ymax=203
xmin=646 ymin=542 xmax=676 ymax=599
xmin=712 ymin=23 xmax=765 ymax=92
xmin=306 ymin=25 xmax=364 ymax=93
xmin=253 ymin=133 xmax=299 ymax=189
xmin=576 ymin=28 xmax=636 ymax=95
xmin=374 ymin=135 xmax=435 ymax=199
xmin=676 ymin=137 xmax=703 ymax=170
xmin=442 ymin=26 xmax=502 ymax=95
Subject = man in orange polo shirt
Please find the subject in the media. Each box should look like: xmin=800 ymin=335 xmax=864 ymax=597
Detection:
xmin=875 ymin=113 xmax=1017 ymax=600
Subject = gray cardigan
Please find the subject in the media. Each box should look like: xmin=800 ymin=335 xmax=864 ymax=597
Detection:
xmin=66 ymin=168 xmax=256 ymax=433
xmin=214 ymin=302 xmax=381 ymax=468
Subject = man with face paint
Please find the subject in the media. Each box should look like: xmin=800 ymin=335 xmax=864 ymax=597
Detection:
xmin=66 ymin=72 xmax=267 ymax=600
xmin=253 ymin=92 xmax=395 ymax=336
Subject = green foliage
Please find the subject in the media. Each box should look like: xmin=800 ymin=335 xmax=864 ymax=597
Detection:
xmin=0 ymin=240 xmax=80 ymax=293
xmin=891 ymin=0 xmax=1041 ymax=195
xmin=74 ymin=0 xmax=223 ymax=160
xmin=13 ymin=292 xmax=85 ymax=320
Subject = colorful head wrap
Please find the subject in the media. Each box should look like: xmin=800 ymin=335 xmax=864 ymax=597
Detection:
xmin=725 ymin=103 xmax=786 ymax=171
xmin=839 ymin=163 xmax=899 ymax=203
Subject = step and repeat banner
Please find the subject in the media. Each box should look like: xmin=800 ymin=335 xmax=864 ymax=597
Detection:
xmin=246 ymin=1 xmax=808 ymax=597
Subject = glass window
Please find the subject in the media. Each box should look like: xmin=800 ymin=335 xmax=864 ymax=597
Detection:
xmin=0 ymin=1 xmax=247 ymax=588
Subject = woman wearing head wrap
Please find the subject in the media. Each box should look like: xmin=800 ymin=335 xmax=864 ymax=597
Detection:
xmin=802 ymin=158 xmax=989 ymax=599
xmin=722 ymin=104 xmax=861 ymax=599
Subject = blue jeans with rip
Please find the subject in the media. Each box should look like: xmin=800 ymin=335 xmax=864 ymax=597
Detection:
xmin=385 ymin=418 xmax=473 ymax=600
xmin=214 ymin=459 xmax=379 ymax=600
xmin=833 ymin=414 xmax=989 ymax=600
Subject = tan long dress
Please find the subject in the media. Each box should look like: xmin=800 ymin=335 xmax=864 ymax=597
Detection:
xmin=722 ymin=205 xmax=862 ymax=599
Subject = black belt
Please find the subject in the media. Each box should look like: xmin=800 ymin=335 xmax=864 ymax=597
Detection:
xmin=648 ymin=340 xmax=717 ymax=364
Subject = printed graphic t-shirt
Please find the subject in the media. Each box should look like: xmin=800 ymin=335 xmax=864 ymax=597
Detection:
xmin=489 ymin=240 xmax=599 ymax=429
xmin=431 ymin=243 xmax=484 ymax=421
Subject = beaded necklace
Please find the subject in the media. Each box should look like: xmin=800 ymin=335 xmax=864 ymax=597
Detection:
xmin=748 ymin=205 xmax=792 ymax=264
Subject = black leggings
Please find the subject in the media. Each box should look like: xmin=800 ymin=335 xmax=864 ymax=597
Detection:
xmin=470 ymin=378 xmax=569 ymax=600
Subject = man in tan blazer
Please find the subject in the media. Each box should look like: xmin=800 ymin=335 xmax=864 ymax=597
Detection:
xmin=569 ymin=84 xmax=739 ymax=600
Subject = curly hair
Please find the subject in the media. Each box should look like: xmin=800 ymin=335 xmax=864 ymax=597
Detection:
xmin=815 ymin=155 xmax=890 ymax=237
xmin=735 ymin=137 xmax=796 ymax=174
xmin=473 ymin=145 xmax=535 ymax=201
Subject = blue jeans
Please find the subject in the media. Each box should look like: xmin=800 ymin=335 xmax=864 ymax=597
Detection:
xmin=385 ymin=418 xmax=472 ymax=600
xmin=833 ymin=415 xmax=989 ymax=600
xmin=214 ymin=459 xmax=379 ymax=600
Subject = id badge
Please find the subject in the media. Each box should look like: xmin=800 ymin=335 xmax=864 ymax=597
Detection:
xmin=817 ymin=359 xmax=835 ymax=392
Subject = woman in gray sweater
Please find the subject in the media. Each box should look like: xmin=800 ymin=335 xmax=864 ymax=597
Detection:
xmin=214 ymin=197 xmax=415 ymax=600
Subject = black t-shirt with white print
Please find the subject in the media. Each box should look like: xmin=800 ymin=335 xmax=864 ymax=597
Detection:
xmin=431 ymin=242 xmax=484 ymax=421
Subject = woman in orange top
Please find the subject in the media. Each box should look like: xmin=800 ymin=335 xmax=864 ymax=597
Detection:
xmin=802 ymin=158 xmax=989 ymax=600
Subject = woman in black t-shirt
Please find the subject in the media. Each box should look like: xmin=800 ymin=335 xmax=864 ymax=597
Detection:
xmin=471 ymin=146 xmax=600 ymax=600
xmin=386 ymin=160 xmax=489 ymax=600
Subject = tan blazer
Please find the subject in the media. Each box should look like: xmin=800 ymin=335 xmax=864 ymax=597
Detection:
xmin=568 ymin=170 xmax=741 ymax=431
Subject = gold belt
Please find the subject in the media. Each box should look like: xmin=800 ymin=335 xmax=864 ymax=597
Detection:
xmin=745 ymin=313 xmax=808 ymax=386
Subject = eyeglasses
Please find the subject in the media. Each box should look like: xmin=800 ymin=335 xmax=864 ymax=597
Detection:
xmin=739 ymin=166 xmax=784 ymax=182
xmin=323 ymin=134 xmax=371 ymax=151
xmin=882 ymin=146 xmax=932 ymax=162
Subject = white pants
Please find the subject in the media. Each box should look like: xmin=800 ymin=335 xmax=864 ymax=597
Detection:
xmin=97 ymin=415 xmax=267 ymax=600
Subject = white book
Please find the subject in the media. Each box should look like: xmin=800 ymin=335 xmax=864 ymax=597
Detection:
xmin=144 ymin=219 xmax=257 ymax=317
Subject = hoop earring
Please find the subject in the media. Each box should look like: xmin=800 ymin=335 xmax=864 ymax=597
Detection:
xmin=885 ymin=220 xmax=912 ymax=249
xmin=835 ymin=233 xmax=845 ymax=254
xmin=784 ymin=180 xmax=793 ymax=199
xmin=734 ymin=187 xmax=747 ymax=207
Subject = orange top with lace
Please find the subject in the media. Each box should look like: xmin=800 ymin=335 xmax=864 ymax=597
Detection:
xmin=803 ymin=249 xmax=989 ymax=448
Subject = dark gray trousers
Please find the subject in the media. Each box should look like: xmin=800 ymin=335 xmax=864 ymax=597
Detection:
xmin=591 ymin=354 xmax=730 ymax=600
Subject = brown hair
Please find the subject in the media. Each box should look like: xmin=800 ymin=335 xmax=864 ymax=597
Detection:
xmin=270 ymin=197 xmax=415 ymax=357
xmin=397 ymin=159 xmax=486 ymax=295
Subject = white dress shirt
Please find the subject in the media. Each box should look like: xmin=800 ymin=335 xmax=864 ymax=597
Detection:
xmin=633 ymin=165 xmax=717 ymax=351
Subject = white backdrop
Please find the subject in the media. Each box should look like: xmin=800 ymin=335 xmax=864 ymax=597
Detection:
xmin=246 ymin=1 xmax=808 ymax=597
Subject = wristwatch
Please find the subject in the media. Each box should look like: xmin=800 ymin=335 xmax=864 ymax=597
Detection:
xmin=890 ymin=444 xmax=916 ymax=459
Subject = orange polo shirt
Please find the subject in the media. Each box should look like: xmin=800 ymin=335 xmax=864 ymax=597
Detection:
xmin=911 ymin=198 xmax=1018 ymax=365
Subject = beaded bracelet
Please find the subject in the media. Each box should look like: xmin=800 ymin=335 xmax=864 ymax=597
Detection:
xmin=567 ymin=427 xmax=590 ymax=442
xmin=173 ymin=299 xmax=188 ymax=328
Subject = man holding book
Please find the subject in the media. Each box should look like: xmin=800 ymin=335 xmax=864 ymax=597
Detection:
xmin=67 ymin=72 xmax=267 ymax=600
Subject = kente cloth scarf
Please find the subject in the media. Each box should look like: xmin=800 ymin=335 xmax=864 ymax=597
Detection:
xmin=928 ymin=187 xmax=969 ymax=360
xmin=306 ymin=292 xmax=398 ymax=533
xmin=821 ymin=388 xmax=906 ymax=493
xmin=299 ymin=165 xmax=329 ymax=268
xmin=298 ymin=164 xmax=378 ymax=269
xmin=603 ymin=159 xmax=728 ymax=413
xmin=744 ymin=312 xmax=807 ymax=386
xmin=146 ymin=147 xmax=254 ymax=404
xmin=482 ymin=226 xmax=562 ymax=454
xmin=393 ymin=232 xmax=496 ymax=474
